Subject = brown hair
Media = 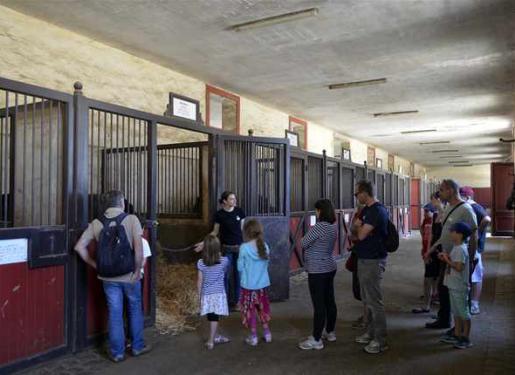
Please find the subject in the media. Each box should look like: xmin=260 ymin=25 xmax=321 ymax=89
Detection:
xmin=243 ymin=219 xmax=268 ymax=260
xmin=202 ymin=234 xmax=221 ymax=266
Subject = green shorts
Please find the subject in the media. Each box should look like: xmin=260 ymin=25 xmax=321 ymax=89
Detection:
xmin=449 ymin=289 xmax=471 ymax=320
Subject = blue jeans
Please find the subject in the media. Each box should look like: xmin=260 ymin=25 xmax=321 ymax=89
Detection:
xmin=102 ymin=280 xmax=145 ymax=358
xmin=224 ymin=249 xmax=240 ymax=306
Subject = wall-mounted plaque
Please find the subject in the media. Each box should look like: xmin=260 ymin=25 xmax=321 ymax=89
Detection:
xmin=342 ymin=148 xmax=351 ymax=161
xmin=285 ymin=130 xmax=299 ymax=147
xmin=167 ymin=92 xmax=200 ymax=121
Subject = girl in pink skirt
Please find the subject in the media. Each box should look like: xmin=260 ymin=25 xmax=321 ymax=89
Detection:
xmin=237 ymin=219 xmax=272 ymax=346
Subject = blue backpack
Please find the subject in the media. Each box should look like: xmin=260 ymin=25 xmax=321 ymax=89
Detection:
xmin=96 ymin=213 xmax=135 ymax=278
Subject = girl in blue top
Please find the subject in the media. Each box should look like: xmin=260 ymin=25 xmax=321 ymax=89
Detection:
xmin=237 ymin=219 xmax=272 ymax=346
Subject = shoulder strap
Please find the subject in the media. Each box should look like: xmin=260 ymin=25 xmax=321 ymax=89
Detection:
xmin=441 ymin=202 xmax=465 ymax=228
xmin=114 ymin=213 xmax=128 ymax=226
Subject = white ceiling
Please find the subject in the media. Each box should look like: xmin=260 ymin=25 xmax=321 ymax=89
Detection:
xmin=3 ymin=0 xmax=514 ymax=166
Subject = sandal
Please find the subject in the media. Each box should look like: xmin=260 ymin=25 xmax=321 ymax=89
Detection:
xmin=214 ymin=335 xmax=230 ymax=344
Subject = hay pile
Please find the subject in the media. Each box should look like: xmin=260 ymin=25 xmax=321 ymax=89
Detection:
xmin=156 ymin=254 xmax=200 ymax=335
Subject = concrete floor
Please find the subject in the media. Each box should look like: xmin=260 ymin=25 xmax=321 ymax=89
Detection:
xmin=23 ymin=233 xmax=515 ymax=375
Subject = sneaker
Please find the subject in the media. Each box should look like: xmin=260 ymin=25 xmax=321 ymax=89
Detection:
xmin=321 ymin=330 xmax=336 ymax=342
xmin=298 ymin=336 xmax=324 ymax=350
xmin=108 ymin=354 xmax=125 ymax=363
xmin=454 ymin=337 xmax=473 ymax=349
xmin=132 ymin=344 xmax=152 ymax=357
xmin=213 ymin=335 xmax=231 ymax=344
xmin=245 ymin=335 xmax=258 ymax=347
xmin=470 ymin=305 xmax=480 ymax=315
xmin=205 ymin=341 xmax=214 ymax=350
xmin=364 ymin=340 xmax=389 ymax=354
xmin=263 ymin=332 xmax=273 ymax=343
xmin=355 ymin=333 xmax=372 ymax=344
xmin=439 ymin=333 xmax=459 ymax=344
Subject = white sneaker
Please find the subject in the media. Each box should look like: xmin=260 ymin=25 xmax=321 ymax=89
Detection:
xmin=321 ymin=330 xmax=337 ymax=342
xmin=470 ymin=304 xmax=480 ymax=315
xmin=364 ymin=339 xmax=389 ymax=354
xmin=245 ymin=335 xmax=258 ymax=346
xmin=355 ymin=333 xmax=372 ymax=344
xmin=298 ymin=336 xmax=324 ymax=350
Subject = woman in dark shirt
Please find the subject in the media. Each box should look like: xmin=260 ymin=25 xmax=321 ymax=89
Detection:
xmin=196 ymin=191 xmax=246 ymax=309
xmin=298 ymin=199 xmax=338 ymax=351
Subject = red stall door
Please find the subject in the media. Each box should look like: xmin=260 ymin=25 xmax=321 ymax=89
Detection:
xmin=491 ymin=163 xmax=514 ymax=236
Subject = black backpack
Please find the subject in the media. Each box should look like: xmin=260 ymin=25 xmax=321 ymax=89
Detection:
xmin=96 ymin=213 xmax=135 ymax=278
xmin=384 ymin=219 xmax=399 ymax=253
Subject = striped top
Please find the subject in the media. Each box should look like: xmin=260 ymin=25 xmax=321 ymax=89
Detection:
xmin=197 ymin=256 xmax=229 ymax=296
xmin=301 ymin=222 xmax=338 ymax=274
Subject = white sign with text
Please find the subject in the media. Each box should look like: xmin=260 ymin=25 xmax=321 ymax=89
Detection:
xmin=0 ymin=238 xmax=28 ymax=265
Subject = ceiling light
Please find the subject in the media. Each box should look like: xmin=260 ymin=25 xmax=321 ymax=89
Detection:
xmin=373 ymin=110 xmax=419 ymax=117
xmin=228 ymin=8 xmax=318 ymax=31
xmin=448 ymin=161 xmax=470 ymax=164
xmin=328 ymin=78 xmax=387 ymax=90
xmin=401 ymin=129 xmax=437 ymax=135
xmin=419 ymin=141 xmax=450 ymax=145
xmin=440 ymin=155 xmax=462 ymax=159
xmin=453 ymin=164 xmax=473 ymax=167
xmin=431 ymin=149 xmax=460 ymax=153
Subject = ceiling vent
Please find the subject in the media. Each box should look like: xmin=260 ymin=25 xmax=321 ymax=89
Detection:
xmin=373 ymin=110 xmax=419 ymax=117
xmin=328 ymin=78 xmax=387 ymax=90
xmin=419 ymin=141 xmax=450 ymax=145
xmin=228 ymin=8 xmax=319 ymax=31
xmin=401 ymin=129 xmax=436 ymax=135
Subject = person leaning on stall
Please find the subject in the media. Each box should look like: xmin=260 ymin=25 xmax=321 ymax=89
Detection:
xmin=195 ymin=191 xmax=246 ymax=310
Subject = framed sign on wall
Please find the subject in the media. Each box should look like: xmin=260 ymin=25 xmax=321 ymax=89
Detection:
xmin=285 ymin=130 xmax=299 ymax=147
xmin=376 ymin=158 xmax=383 ymax=169
xmin=342 ymin=147 xmax=351 ymax=161
xmin=167 ymin=92 xmax=201 ymax=122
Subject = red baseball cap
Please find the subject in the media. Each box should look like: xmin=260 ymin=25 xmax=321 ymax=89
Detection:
xmin=459 ymin=186 xmax=474 ymax=198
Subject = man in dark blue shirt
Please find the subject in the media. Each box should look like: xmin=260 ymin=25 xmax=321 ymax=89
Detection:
xmin=460 ymin=186 xmax=491 ymax=315
xmin=351 ymin=179 xmax=389 ymax=354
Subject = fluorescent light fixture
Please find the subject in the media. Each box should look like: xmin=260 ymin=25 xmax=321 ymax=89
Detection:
xmin=328 ymin=78 xmax=387 ymax=90
xmin=440 ymin=155 xmax=462 ymax=159
xmin=419 ymin=141 xmax=450 ymax=145
xmin=448 ymin=161 xmax=470 ymax=164
xmin=453 ymin=164 xmax=473 ymax=167
xmin=373 ymin=110 xmax=419 ymax=117
xmin=401 ymin=129 xmax=437 ymax=135
xmin=228 ymin=8 xmax=318 ymax=31
xmin=431 ymin=149 xmax=459 ymax=153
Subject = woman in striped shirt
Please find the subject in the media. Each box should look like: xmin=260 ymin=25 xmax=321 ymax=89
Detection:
xmin=298 ymin=199 xmax=338 ymax=350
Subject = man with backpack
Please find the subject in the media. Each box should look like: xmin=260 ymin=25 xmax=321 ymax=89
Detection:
xmin=351 ymin=179 xmax=397 ymax=354
xmin=74 ymin=190 xmax=150 ymax=362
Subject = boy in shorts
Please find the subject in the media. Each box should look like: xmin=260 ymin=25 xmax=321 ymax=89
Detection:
xmin=438 ymin=222 xmax=472 ymax=349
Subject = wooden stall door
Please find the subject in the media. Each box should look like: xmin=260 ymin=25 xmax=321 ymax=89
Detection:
xmin=491 ymin=163 xmax=514 ymax=236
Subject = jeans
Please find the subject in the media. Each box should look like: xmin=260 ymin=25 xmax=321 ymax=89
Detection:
xmin=308 ymin=270 xmax=337 ymax=341
xmin=103 ymin=280 xmax=145 ymax=358
xmin=224 ymin=248 xmax=240 ymax=306
xmin=358 ymin=258 xmax=387 ymax=345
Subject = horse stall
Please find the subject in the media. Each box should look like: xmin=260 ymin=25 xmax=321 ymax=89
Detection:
xmin=288 ymin=149 xmax=358 ymax=274
xmin=215 ymin=135 xmax=290 ymax=300
xmin=410 ymin=177 xmax=422 ymax=230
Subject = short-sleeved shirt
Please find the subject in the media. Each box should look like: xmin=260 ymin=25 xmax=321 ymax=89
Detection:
xmin=354 ymin=202 xmax=389 ymax=259
xmin=79 ymin=207 xmax=143 ymax=282
xmin=469 ymin=201 xmax=488 ymax=253
xmin=197 ymin=256 xmax=229 ymax=296
xmin=214 ymin=207 xmax=246 ymax=246
xmin=439 ymin=202 xmax=478 ymax=253
xmin=444 ymin=243 xmax=470 ymax=291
